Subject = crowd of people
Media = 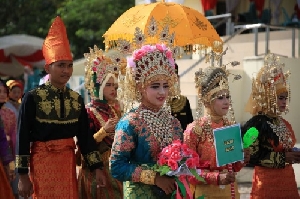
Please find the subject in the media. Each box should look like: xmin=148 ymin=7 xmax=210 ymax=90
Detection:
xmin=0 ymin=12 xmax=299 ymax=199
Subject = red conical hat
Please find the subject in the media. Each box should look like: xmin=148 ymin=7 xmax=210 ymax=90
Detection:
xmin=42 ymin=16 xmax=72 ymax=65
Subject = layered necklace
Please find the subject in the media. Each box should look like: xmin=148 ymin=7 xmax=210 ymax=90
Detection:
xmin=137 ymin=104 xmax=173 ymax=149
xmin=267 ymin=116 xmax=293 ymax=150
xmin=194 ymin=114 xmax=231 ymax=143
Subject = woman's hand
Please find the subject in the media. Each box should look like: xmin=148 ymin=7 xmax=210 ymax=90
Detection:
xmin=243 ymin=148 xmax=251 ymax=164
xmin=18 ymin=174 xmax=33 ymax=198
xmin=154 ymin=174 xmax=176 ymax=195
xmin=104 ymin=118 xmax=119 ymax=133
xmin=219 ymin=172 xmax=236 ymax=185
xmin=285 ymin=151 xmax=300 ymax=164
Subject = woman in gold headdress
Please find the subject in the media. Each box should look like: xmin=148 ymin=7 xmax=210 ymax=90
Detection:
xmin=109 ymin=43 xmax=183 ymax=199
xmin=242 ymin=53 xmax=300 ymax=199
xmin=183 ymin=53 xmax=250 ymax=198
xmin=4 ymin=80 xmax=23 ymax=117
xmin=78 ymin=46 xmax=125 ymax=199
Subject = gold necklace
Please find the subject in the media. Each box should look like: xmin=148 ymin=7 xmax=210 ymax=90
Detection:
xmin=267 ymin=116 xmax=293 ymax=150
xmin=194 ymin=115 xmax=231 ymax=143
xmin=137 ymin=104 xmax=173 ymax=149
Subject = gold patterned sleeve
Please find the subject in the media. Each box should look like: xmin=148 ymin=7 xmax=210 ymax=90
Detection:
xmin=140 ymin=170 xmax=157 ymax=185
xmin=77 ymin=99 xmax=103 ymax=171
xmin=93 ymin=127 xmax=108 ymax=142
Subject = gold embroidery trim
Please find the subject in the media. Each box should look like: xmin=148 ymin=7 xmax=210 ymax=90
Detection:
xmin=54 ymin=98 xmax=61 ymax=117
xmin=65 ymin=99 xmax=71 ymax=117
xmin=140 ymin=170 xmax=156 ymax=185
xmin=39 ymin=100 xmax=52 ymax=115
xmin=69 ymin=90 xmax=79 ymax=99
xmin=85 ymin=151 xmax=102 ymax=166
xmin=89 ymin=107 xmax=106 ymax=127
xmin=36 ymin=117 xmax=78 ymax=124
xmin=93 ymin=127 xmax=108 ymax=142
xmin=169 ymin=95 xmax=187 ymax=113
xmin=15 ymin=155 xmax=30 ymax=168
xmin=72 ymin=100 xmax=80 ymax=111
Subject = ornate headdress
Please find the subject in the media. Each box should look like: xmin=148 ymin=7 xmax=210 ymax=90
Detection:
xmin=115 ymin=19 xmax=181 ymax=111
xmin=6 ymin=80 xmax=24 ymax=92
xmin=42 ymin=16 xmax=73 ymax=66
xmin=245 ymin=53 xmax=290 ymax=116
xmin=194 ymin=48 xmax=241 ymax=122
xmin=118 ymin=43 xmax=179 ymax=111
xmin=84 ymin=45 xmax=126 ymax=100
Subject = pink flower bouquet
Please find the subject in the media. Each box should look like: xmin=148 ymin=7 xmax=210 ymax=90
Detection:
xmin=153 ymin=140 xmax=205 ymax=199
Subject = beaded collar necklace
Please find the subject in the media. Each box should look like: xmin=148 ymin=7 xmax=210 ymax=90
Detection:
xmin=266 ymin=116 xmax=293 ymax=150
xmin=137 ymin=104 xmax=174 ymax=149
xmin=195 ymin=115 xmax=231 ymax=143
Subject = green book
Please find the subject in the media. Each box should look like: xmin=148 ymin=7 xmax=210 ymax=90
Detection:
xmin=213 ymin=123 xmax=244 ymax=166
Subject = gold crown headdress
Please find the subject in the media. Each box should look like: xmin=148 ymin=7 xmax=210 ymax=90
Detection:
xmin=245 ymin=53 xmax=290 ymax=116
xmin=84 ymin=45 xmax=126 ymax=100
xmin=194 ymin=47 xmax=241 ymax=121
xmin=116 ymin=21 xmax=180 ymax=111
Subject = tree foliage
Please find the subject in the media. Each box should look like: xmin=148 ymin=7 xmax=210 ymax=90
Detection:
xmin=0 ymin=0 xmax=135 ymax=59
xmin=58 ymin=0 xmax=135 ymax=59
xmin=0 ymin=0 xmax=62 ymax=37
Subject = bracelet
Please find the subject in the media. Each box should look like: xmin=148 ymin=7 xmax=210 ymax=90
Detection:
xmin=140 ymin=170 xmax=156 ymax=185
xmin=93 ymin=127 xmax=108 ymax=142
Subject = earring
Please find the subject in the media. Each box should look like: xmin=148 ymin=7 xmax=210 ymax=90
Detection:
xmin=136 ymin=90 xmax=142 ymax=102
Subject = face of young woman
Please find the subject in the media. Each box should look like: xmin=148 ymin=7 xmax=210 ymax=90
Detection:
xmin=9 ymin=86 xmax=22 ymax=101
xmin=277 ymin=92 xmax=288 ymax=112
xmin=141 ymin=80 xmax=169 ymax=110
xmin=103 ymin=76 xmax=117 ymax=102
xmin=210 ymin=90 xmax=230 ymax=117
xmin=0 ymin=85 xmax=8 ymax=103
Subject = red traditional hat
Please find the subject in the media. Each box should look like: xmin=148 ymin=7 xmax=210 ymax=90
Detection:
xmin=6 ymin=80 xmax=24 ymax=91
xmin=42 ymin=16 xmax=72 ymax=66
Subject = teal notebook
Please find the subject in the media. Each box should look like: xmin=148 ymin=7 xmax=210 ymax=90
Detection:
xmin=213 ymin=123 xmax=244 ymax=166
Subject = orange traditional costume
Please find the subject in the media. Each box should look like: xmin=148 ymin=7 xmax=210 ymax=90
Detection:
xmin=183 ymin=50 xmax=245 ymax=198
xmin=77 ymin=46 xmax=124 ymax=199
xmin=242 ymin=53 xmax=299 ymax=199
xmin=15 ymin=16 xmax=103 ymax=199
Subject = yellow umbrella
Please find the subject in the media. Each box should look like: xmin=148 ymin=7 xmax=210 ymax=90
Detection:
xmin=103 ymin=1 xmax=223 ymax=54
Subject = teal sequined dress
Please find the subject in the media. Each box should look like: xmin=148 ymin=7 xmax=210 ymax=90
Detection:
xmin=110 ymin=105 xmax=183 ymax=199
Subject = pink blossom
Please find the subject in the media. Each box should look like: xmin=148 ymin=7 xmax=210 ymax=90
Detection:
xmin=93 ymin=59 xmax=99 ymax=66
xmin=186 ymin=157 xmax=199 ymax=168
xmin=141 ymin=45 xmax=154 ymax=53
xmin=155 ymin=43 xmax=167 ymax=52
xmin=161 ymin=146 xmax=172 ymax=156
xmin=166 ymin=50 xmax=173 ymax=60
xmin=168 ymin=58 xmax=175 ymax=68
xmin=191 ymin=151 xmax=199 ymax=158
xmin=181 ymin=144 xmax=193 ymax=156
xmin=127 ymin=57 xmax=136 ymax=68
xmin=133 ymin=49 xmax=146 ymax=60
xmin=92 ymin=66 xmax=97 ymax=72
xmin=170 ymin=150 xmax=182 ymax=162
xmin=172 ymin=139 xmax=182 ymax=147
xmin=167 ymin=159 xmax=178 ymax=170
xmin=158 ymin=157 xmax=167 ymax=166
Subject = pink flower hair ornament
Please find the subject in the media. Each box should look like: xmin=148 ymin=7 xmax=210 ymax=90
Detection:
xmin=127 ymin=44 xmax=175 ymax=70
